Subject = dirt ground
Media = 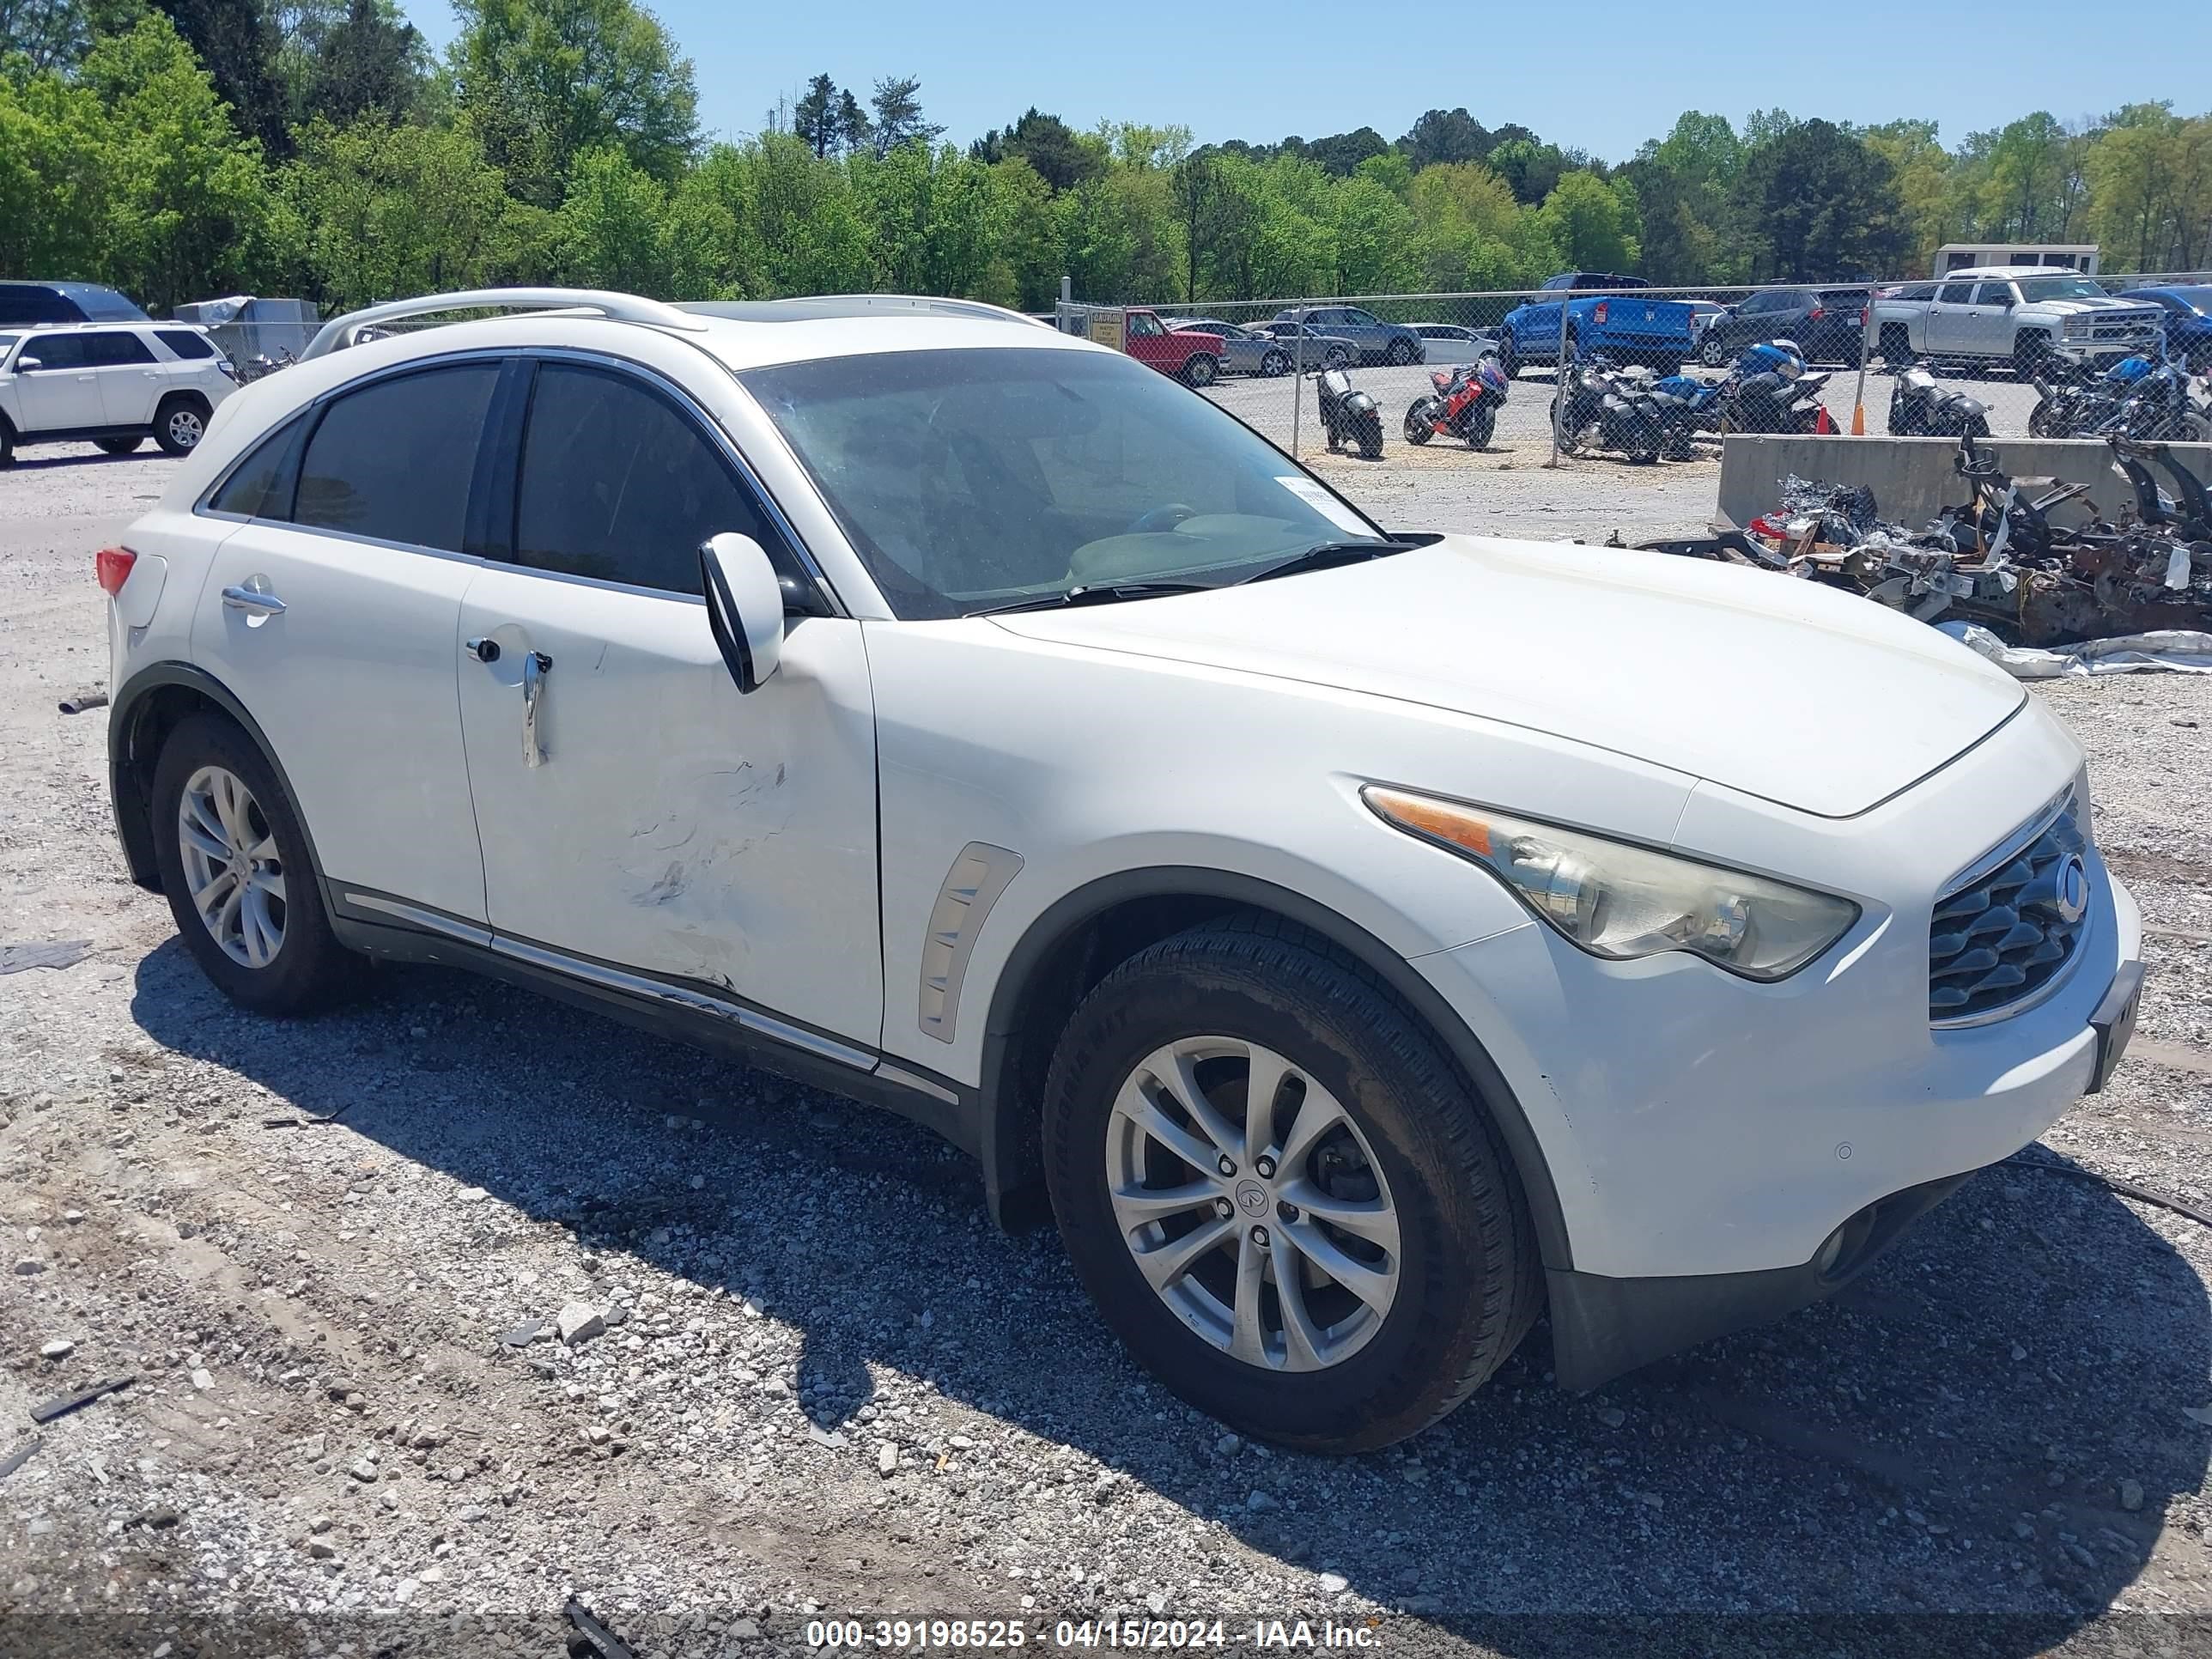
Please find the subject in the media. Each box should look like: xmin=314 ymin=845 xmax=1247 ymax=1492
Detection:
xmin=3 ymin=443 xmax=2211 ymax=1659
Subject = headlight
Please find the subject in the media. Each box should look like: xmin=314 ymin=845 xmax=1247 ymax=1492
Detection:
xmin=1364 ymin=786 xmax=1860 ymax=981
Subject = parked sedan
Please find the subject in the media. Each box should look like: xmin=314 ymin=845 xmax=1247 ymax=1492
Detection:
xmin=1406 ymin=323 xmax=1498 ymax=363
xmin=1163 ymin=318 xmax=1298 ymax=377
xmin=2118 ymin=286 xmax=2212 ymax=370
xmin=1274 ymin=305 xmax=1425 ymax=366
xmin=1697 ymin=287 xmax=1869 ymax=367
xmin=1248 ymin=319 xmax=1357 ymax=371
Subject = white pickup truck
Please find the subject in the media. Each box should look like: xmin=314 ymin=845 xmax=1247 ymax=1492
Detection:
xmin=1872 ymin=267 xmax=2166 ymax=377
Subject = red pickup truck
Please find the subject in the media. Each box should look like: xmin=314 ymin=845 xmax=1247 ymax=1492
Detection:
xmin=1119 ymin=308 xmax=1226 ymax=387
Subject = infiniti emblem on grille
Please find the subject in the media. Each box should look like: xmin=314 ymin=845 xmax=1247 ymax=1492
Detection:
xmin=2054 ymin=854 xmax=2088 ymax=924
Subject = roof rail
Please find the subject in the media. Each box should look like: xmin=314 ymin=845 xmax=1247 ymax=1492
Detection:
xmin=672 ymin=295 xmax=1051 ymax=327
xmin=301 ymin=288 xmax=706 ymax=361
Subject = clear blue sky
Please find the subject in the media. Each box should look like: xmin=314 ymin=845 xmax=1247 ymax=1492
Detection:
xmin=398 ymin=0 xmax=2209 ymax=163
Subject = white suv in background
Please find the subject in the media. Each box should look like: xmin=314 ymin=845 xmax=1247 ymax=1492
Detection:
xmin=0 ymin=320 xmax=235 ymax=465
xmin=100 ymin=288 xmax=2142 ymax=1452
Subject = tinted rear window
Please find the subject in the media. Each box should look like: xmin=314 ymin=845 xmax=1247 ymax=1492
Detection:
xmin=155 ymin=329 xmax=216 ymax=360
xmin=295 ymin=365 xmax=498 ymax=551
xmin=210 ymin=415 xmax=309 ymax=519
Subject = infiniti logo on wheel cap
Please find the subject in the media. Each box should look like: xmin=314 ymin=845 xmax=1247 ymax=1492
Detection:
xmin=1234 ymin=1182 xmax=1269 ymax=1217
xmin=2054 ymin=854 xmax=2088 ymax=924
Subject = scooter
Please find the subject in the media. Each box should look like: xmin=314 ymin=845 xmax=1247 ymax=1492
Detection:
xmin=1888 ymin=365 xmax=1990 ymax=438
xmin=1404 ymin=354 xmax=1509 ymax=448
xmin=1317 ymin=367 xmax=1383 ymax=459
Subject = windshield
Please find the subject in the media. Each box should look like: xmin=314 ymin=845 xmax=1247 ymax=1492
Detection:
xmin=2163 ymin=287 xmax=2212 ymax=315
xmin=2014 ymin=277 xmax=2109 ymax=302
xmin=741 ymin=347 xmax=1383 ymax=620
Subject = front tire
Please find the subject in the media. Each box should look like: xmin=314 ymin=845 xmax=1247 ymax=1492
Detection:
xmin=98 ymin=435 xmax=145 ymax=455
xmin=1261 ymin=349 xmax=1289 ymax=378
xmin=1042 ymin=918 xmax=1539 ymax=1453
xmin=1384 ymin=337 xmax=1416 ymax=367
xmin=1403 ymin=398 xmax=1438 ymax=445
xmin=1182 ymin=354 xmax=1219 ymax=388
xmin=151 ymin=713 xmax=356 ymax=1014
xmin=1497 ymin=332 xmax=1522 ymax=380
xmin=1698 ymin=332 xmax=1731 ymax=368
xmin=1469 ymin=404 xmax=1497 ymax=449
xmin=2013 ymin=332 xmax=2052 ymax=382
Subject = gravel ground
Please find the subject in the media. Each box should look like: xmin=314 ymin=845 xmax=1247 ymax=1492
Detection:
xmin=3 ymin=443 xmax=2212 ymax=1658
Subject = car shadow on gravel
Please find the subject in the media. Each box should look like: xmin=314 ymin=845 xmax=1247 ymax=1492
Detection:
xmin=129 ymin=939 xmax=2210 ymax=1647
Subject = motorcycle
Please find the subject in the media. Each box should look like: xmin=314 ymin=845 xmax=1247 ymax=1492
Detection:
xmin=1316 ymin=366 xmax=1383 ymax=459
xmin=1404 ymin=353 xmax=1509 ymax=448
xmin=239 ymin=346 xmax=296 ymax=384
xmin=2030 ymin=352 xmax=2210 ymax=442
xmin=1552 ymin=353 xmax=1665 ymax=463
xmin=1721 ymin=339 xmax=1832 ymax=434
xmin=1887 ymin=365 xmax=1990 ymax=438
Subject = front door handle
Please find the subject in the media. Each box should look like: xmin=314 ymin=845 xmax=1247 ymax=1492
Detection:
xmin=221 ymin=583 xmax=286 ymax=616
xmin=520 ymin=649 xmax=552 ymax=769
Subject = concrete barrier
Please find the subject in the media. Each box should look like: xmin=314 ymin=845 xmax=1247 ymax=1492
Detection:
xmin=1717 ymin=434 xmax=2212 ymax=531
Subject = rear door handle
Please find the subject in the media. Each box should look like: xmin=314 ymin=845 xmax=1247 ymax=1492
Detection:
xmin=520 ymin=649 xmax=552 ymax=769
xmin=221 ymin=584 xmax=286 ymax=616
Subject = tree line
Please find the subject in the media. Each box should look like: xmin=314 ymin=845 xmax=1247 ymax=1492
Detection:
xmin=3 ymin=0 xmax=2209 ymax=320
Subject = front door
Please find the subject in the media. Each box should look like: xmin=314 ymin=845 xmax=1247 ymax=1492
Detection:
xmin=13 ymin=332 xmax=104 ymax=428
xmin=191 ymin=359 xmax=499 ymax=923
xmin=453 ymin=357 xmax=882 ymax=1051
xmin=1122 ymin=311 xmax=1172 ymax=373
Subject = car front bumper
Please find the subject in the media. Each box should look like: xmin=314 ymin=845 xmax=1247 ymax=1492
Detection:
xmin=1406 ymin=709 xmax=2142 ymax=1384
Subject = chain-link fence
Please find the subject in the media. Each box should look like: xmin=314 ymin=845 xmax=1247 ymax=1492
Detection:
xmin=1060 ymin=271 xmax=2212 ymax=465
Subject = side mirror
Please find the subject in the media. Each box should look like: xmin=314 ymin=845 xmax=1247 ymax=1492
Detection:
xmin=699 ymin=532 xmax=784 ymax=694
xmin=15 ymin=356 xmax=43 ymax=372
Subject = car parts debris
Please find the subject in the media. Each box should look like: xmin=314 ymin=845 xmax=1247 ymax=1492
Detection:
xmin=29 ymin=1376 xmax=135 ymax=1425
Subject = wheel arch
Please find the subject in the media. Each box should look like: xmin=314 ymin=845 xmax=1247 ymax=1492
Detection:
xmin=975 ymin=866 xmax=1573 ymax=1270
xmin=109 ymin=662 xmax=327 ymax=900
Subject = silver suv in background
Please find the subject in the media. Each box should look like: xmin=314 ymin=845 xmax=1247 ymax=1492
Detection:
xmin=0 ymin=321 xmax=237 ymax=465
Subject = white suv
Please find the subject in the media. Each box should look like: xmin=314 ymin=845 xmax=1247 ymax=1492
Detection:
xmin=1 ymin=320 xmax=235 ymax=465
xmin=101 ymin=288 xmax=2143 ymax=1452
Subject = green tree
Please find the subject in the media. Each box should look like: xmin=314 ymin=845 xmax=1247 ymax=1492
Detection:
xmin=971 ymin=107 xmax=1098 ymax=193
xmin=866 ymin=74 xmax=940 ymax=158
xmin=1397 ymin=107 xmax=1491 ymax=171
xmin=2 ymin=0 xmax=143 ymax=72
xmin=555 ymin=142 xmax=669 ymax=291
xmin=278 ymin=0 xmax=427 ymax=128
xmin=453 ymin=0 xmax=696 ymax=207
xmin=1733 ymin=118 xmax=1910 ymax=280
xmin=1538 ymin=169 xmax=1638 ymax=272
xmin=149 ymin=0 xmax=286 ymax=155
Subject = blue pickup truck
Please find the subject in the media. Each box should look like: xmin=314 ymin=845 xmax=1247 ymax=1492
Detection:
xmin=1496 ymin=273 xmax=1698 ymax=379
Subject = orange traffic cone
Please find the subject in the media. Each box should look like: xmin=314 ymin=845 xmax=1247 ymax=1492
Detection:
xmin=1815 ymin=405 xmax=1835 ymax=434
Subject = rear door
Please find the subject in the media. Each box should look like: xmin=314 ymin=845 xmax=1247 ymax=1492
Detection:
xmin=191 ymin=358 xmax=499 ymax=923
xmin=12 ymin=332 xmax=103 ymax=429
xmin=85 ymin=328 xmax=163 ymax=427
xmin=453 ymin=356 xmax=881 ymax=1050
xmin=1927 ymin=280 xmax=1980 ymax=354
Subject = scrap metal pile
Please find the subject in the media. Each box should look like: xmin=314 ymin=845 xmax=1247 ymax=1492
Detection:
xmin=1644 ymin=434 xmax=2212 ymax=647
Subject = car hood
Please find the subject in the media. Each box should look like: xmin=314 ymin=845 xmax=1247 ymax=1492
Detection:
xmin=989 ymin=536 xmax=2026 ymax=818
xmin=2032 ymin=297 xmax=2156 ymax=316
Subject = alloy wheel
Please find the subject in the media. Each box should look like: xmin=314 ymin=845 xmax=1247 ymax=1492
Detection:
xmin=167 ymin=407 xmax=204 ymax=449
xmin=1104 ymin=1035 xmax=1401 ymax=1372
xmin=176 ymin=764 xmax=286 ymax=968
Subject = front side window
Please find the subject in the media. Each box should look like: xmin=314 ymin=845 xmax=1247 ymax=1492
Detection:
xmin=511 ymin=362 xmax=795 ymax=597
xmin=84 ymin=331 xmax=155 ymax=367
xmin=295 ymin=364 xmax=498 ymax=551
xmin=1126 ymin=313 xmax=1164 ymax=338
xmin=1973 ymin=283 xmax=2019 ymax=307
xmin=22 ymin=334 xmax=88 ymax=370
xmin=743 ymin=346 xmax=1383 ymax=621
xmin=1345 ymin=309 xmax=1381 ymax=327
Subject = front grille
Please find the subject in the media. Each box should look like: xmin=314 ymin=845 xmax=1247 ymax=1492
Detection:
xmin=1929 ymin=792 xmax=2090 ymax=1022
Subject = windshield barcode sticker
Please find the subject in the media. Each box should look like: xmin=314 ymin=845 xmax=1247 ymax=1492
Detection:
xmin=1274 ymin=476 xmax=1369 ymax=534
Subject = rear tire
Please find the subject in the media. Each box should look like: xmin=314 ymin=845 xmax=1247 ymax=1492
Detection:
xmin=2028 ymin=400 xmax=2060 ymax=439
xmin=0 ymin=420 xmax=14 ymax=469
xmin=1385 ymin=337 xmax=1416 ymax=367
xmin=97 ymin=435 xmax=145 ymax=455
xmin=154 ymin=395 xmax=209 ymax=456
xmin=1880 ymin=325 xmax=1913 ymax=368
xmin=1698 ymin=332 xmax=1731 ymax=368
xmin=1042 ymin=917 xmax=1539 ymax=1453
xmin=1261 ymin=349 xmax=1289 ymax=378
xmin=151 ymin=713 xmax=356 ymax=1014
xmin=1497 ymin=332 xmax=1522 ymax=380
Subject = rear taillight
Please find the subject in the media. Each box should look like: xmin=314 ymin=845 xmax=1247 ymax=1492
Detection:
xmin=1593 ymin=302 xmax=1609 ymax=325
xmin=1859 ymin=307 xmax=1869 ymax=328
xmin=96 ymin=547 xmax=137 ymax=598
xmin=1808 ymin=307 xmax=1825 ymax=321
